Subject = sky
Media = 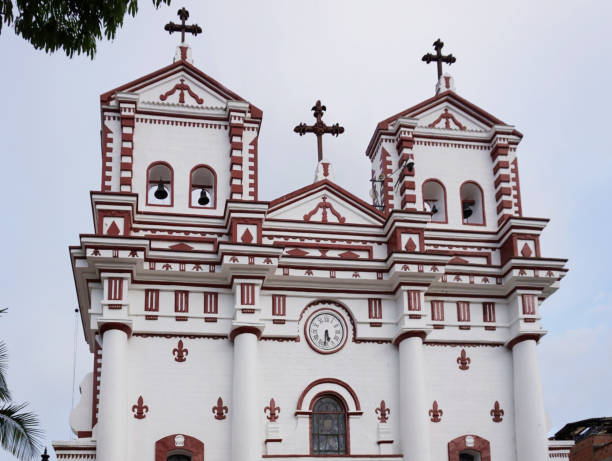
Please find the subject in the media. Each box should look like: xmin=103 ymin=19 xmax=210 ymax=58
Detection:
xmin=1 ymin=0 xmax=611 ymax=459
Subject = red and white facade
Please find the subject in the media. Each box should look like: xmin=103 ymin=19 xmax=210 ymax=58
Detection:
xmin=55 ymin=43 xmax=568 ymax=461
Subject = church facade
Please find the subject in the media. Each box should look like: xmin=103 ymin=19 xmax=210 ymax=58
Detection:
xmin=54 ymin=17 xmax=568 ymax=461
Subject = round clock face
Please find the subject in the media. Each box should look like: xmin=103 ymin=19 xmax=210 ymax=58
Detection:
xmin=305 ymin=309 xmax=347 ymax=354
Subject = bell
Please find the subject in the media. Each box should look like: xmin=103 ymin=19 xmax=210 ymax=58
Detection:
xmin=154 ymin=182 xmax=168 ymax=200
xmin=431 ymin=204 xmax=439 ymax=215
xmin=198 ymin=188 xmax=210 ymax=206
xmin=462 ymin=203 xmax=473 ymax=219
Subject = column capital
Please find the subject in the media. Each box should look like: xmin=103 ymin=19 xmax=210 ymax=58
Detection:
xmin=98 ymin=319 xmax=133 ymax=338
xmin=506 ymin=332 xmax=543 ymax=349
xmin=229 ymin=325 xmax=263 ymax=342
xmin=393 ymin=329 xmax=428 ymax=346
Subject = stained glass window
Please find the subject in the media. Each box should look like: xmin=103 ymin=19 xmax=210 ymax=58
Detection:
xmin=312 ymin=395 xmax=347 ymax=455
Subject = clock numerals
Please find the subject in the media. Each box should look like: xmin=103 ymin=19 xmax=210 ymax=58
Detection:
xmin=307 ymin=311 xmax=346 ymax=353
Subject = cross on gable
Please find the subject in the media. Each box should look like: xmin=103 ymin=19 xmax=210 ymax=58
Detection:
xmin=294 ymin=100 xmax=344 ymax=163
xmin=164 ymin=7 xmax=203 ymax=43
xmin=422 ymin=39 xmax=456 ymax=80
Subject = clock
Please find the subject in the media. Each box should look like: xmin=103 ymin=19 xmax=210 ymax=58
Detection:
xmin=305 ymin=309 xmax=348 ymax=354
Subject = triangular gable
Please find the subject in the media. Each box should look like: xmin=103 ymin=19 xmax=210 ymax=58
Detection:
xmin=367 ymin=91 xmax=522 ymax=156
xmin=267 ymin=180 xmax=384 ymax=226
xmin=378 ymin=91 xmax=506 ymax=131
xmin=100 ymin=59 xmax=262 ymax=119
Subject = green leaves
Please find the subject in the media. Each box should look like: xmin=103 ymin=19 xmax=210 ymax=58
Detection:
xmin=0 ymin=403 xmax=44 ymax=461
xmin=0 ymin=308 xmax=44 ymax=460
xmin=1 ymin=0 xmax=172 ymax=58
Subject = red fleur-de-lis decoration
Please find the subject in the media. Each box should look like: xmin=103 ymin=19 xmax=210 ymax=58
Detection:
xmin=429 ymin=400 xmax=443 ymax=422
xmin=173 ymin=339 xmax=188 ymax=362
xmin=212 ymin=396 xmax=228 ymax=420
xmin=132 ymin=396 xmax=149 ymax=419
xmin=490 ymin=401 xmax=504 ymax=422
xmin=457 ymin=349 xmax=471 ymax=370
xmin=264 ymin=398 xmax=281 ymax=422
xmin=375 ymin=400 xmax=390 ymax=423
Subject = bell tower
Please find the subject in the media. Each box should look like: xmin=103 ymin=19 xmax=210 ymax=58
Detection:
xmin=97 ymin=8 xmax=262 ymax=225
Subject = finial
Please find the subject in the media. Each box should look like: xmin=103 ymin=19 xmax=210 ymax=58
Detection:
xmin=41 ymin=448 xmax=50 ymax=461
xmin=164 ymin=8 xmax=203 ymax=44
xmin=294 ymin=100 xmax=344 ymax=163
xmin=422 ymin=39 xmax=456 ymax=82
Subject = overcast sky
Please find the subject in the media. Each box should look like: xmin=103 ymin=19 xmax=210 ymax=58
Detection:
xmin=1 ymin=1 xmax=611 ymax=459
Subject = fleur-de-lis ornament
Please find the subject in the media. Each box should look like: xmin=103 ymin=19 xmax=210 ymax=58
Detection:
xmin=429 ymin=400 xmax=443 ymax=422
xmin=491 ymin=401 xmax=504 ymax=422
xmin=132 ymin=396 xmax=149 ymax=419
xmin=457 ymin=349 xmax=471 ymax=370
xmin=264 ymin=398 xmax=281 ymax=422
xmin=173 ymin=339 xmax=188 ymax=362
xmin=212 ymin=396 xmax=228 ymax=420
xmin=375 ymin=400 xmax=390 ymax=423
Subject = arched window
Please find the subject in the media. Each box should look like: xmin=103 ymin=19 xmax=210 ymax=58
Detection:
xmin=189 ymin=165 xmax=216 ymax=208
xmin=460 ymin=181 xmax=485 ymax=225
xmin=311 ymin=395 xmax=347 ymax=455
xmin=147 ymin=162 xmax=173 ymax=206
xmin=422 ymin=179 xmax=447 ymax=223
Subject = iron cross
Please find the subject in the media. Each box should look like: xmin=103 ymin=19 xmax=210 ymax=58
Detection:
xmin=164 ymin=7 xmax=203 ymax=43
xmin=294 ymin=100 xmax=344 ymax=163
xmin=422 ymin=39 xmax=456 ymax=80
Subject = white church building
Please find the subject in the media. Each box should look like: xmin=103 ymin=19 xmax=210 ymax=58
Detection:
xmin=54 ymin=10 xmax=569 ymax=461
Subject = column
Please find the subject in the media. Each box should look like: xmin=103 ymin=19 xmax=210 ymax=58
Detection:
xmin=231 ymin=329 xmax=259 ymax=461
xmin=96 ymin=323 xmax=130 ymax=461
xmin=511 ymin=337 xmax=548 ymax=461
xmin=397 ymin=333 xmax=431 ymax=461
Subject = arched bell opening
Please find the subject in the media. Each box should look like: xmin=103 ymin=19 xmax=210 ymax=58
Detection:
xmin=147 ymin=162 xmax=173 ymax=206
xmin=422 ymin=178 xmax=448 ymax=223
xmin=190 ymin=165 xmax=216 ymax=209
xmin=460 ymin=181 xmax=485 ymax=225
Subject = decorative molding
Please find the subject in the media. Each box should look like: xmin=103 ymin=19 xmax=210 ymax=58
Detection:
xmin=303 ymin=195 xmax=346 ymax=224
xmin=159 ymin=78 xmax=204 ymax=104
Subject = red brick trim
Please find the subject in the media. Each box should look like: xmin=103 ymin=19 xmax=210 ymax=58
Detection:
xmin=393 ymin=330 xmax=427 ymax=346
xmin=506 ymin=333 xmax=542 ymax=349
xmin=448 ymin=434 xmax=491 ymax=461
xmin=229 ymin=326 xmax=262 ymax=342
xmin=155 ymin=434 xmax=204 ymax=461
xmin=99 ymin=322 xmax=132 ymax=338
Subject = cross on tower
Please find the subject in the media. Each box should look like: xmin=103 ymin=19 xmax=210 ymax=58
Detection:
xmin=294 ymin=100 xmax=345 ymax=163
xmin=164 ymin=7 xmax=203 ymax=43
xmin=422 ymin=39 xmax=456 ymax=80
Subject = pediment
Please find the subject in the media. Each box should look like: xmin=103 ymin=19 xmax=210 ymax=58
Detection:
xmin=414 ymin=102 xmax=490 ymax=132
xmin=267 ymin=180 xmax=384 ymax=227
xmin=100 ymin=60 xmax=262 ymax=119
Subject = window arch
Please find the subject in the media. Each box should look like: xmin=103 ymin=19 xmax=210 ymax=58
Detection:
xmin=422 ymin=179 xmax=448 ymax=223
xmin=155 ymin=434 xmax=203 ymax=461
xmin=448 ymin=434 xmax=490 ymax=461
xmin=189 ymin=165 xmax=216 ymax=209
xmin=311 ymin=394 xmax=348 ymax=455
xmin=460 ymin=181 xmax=485 ymax=225
xmin=147 ymin=162 xmax=173 ymax=206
